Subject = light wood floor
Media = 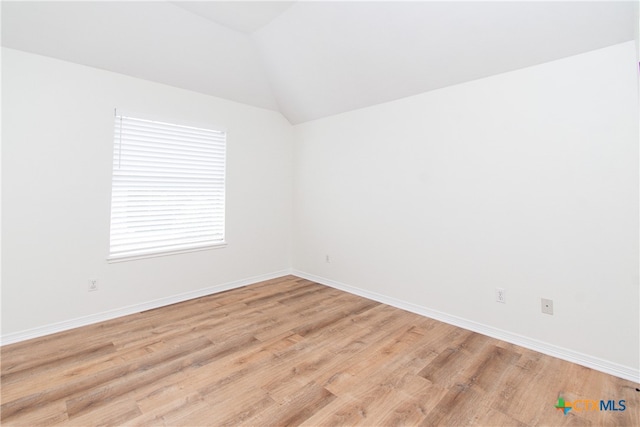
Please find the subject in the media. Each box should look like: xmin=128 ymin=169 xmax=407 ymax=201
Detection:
xmin=1 ymin=275 xmax=638 ymax=426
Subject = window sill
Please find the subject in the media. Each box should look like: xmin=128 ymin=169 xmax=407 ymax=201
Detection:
xmin=107 ymin=243 xmax=227 ymax=263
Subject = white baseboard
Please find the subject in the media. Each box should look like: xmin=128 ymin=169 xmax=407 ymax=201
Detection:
xmin=0 ymin=269 xmax=293 ymax=346
xmin=293 ymin=270 xmax=640 ymax=384
xmin=3 ymin=268 xmax=637 ymax=383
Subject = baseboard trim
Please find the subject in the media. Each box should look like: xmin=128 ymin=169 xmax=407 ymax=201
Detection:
xmin=0 ymin=269 xmax=293 ymax=346
xmin=293 ymin=270 xmax=639 ymax=383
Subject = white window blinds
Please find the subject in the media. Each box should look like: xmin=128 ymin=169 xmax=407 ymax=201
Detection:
xmin=109 ymin=111 xmax=226 ymax=261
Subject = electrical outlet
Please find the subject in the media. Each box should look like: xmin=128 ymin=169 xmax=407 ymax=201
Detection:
xmin=88 ymin=279 xmax=99 ymax=292
xmin=541 ymin=298 xmax=553 ymax=315
xmin=496 ymin=288 xmax=506 ymax=303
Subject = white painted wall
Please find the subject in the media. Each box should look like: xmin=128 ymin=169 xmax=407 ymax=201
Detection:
xmin=293 ymin=42 xmax=639 ymax=372
xmin=635 ymin=1 xmax=639 ymax=60
xmin=2 ymin=42 xmax=638 ymax=379
xmin=1 ymin=48 xmax=293 ymax=337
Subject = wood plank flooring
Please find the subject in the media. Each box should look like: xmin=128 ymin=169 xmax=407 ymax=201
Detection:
xmin=1 ymin=275 xmax=638 ymax=426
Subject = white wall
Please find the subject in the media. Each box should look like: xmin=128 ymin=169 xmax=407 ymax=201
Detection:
xmin=635 ymin=1 xmax=639 ymax=60
xmin=293 ymin=42 xmax=639 ymax=373
xmin=2 ymin=42 xmax=638 ymax=380
xmin=1 ymin=48 xmax=293 ymax=337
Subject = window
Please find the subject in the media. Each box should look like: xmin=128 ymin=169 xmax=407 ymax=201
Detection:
xmin=109 ymin=111 xmax=226 ymax=261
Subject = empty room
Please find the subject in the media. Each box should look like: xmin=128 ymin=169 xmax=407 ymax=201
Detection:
xmin=1 ymin=1 xmax=639 ymax=426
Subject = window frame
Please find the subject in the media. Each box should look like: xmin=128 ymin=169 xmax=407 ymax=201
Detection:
xmin=108 ymin=110 xmax=227 ymax=262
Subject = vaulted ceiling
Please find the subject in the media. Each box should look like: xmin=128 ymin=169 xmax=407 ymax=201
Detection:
xmin=2 ymin=1 xmax=636 ymax=124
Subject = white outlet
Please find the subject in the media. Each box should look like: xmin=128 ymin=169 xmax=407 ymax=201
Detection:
xmin=88 ymin=279 xmax=99 ymax=292
xmin=496 ymin=288 xmax=506 ymax=303
xmin=541 ymin=298 xmax=553 ymax=315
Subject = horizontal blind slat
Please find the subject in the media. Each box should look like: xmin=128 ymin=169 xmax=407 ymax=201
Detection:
xmin=117 ymin=137 xmax=225 ymax=156
xmin=120 ymin=117 xmax=225 ymax=138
